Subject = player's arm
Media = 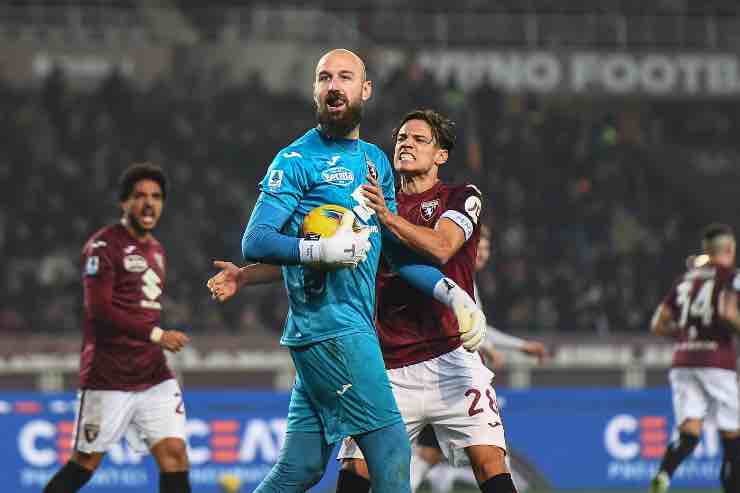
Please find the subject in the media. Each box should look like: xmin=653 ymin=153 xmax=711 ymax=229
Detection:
xmin=481 ymin=326 xmax=547 ymax=363
xmin=84 ymin=248 xmax=189 ymax=351
xmin=384 ymin=242 xmax=487 ymax=352
xmin=207 ymin=261 xmax=283 ymax=303
xmin=718 ymin=287 xmax=740 ymax=333
xmin=242 ymin=153 xmax=370 ymax=268
xmin=362 ymin=174 xmax=464 ymax=265
xmin=650 ymin=303 xmax=677 ymax=337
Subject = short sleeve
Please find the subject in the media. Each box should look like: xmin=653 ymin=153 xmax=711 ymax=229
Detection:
xmin=258 ymin=150 xmax=310 ymax=215
xmin=732 ymin=271 xmax=740 ymax=292
xmin=438 ymin=184 xmax=483 ymax=241
xmin=82 ymin=239 xmax=114 ymax=279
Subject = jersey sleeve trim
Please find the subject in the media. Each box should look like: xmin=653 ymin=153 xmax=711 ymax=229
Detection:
xmin=440 ymin=210 xmax=474 ymax=240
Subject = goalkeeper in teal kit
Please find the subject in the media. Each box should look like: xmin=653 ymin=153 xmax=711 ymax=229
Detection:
xmin=209 ymin=49 xmax=486 ymax=493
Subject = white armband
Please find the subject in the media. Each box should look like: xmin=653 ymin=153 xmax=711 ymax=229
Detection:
xmin=150 ymin=326 xmax=164 ymax=343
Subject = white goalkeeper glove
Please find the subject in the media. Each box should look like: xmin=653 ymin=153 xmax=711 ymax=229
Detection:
xmin=434 ymin=278 xmax=487 ymax=352
xmin=299 ymin=212 xmax=371 ymax=269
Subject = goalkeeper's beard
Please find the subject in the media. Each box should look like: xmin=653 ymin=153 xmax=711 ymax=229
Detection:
xmin=316 ymin=98 xmax=363 ymax=139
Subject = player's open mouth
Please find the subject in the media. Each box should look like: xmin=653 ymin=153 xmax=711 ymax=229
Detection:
xmin=327 ymin=101 xmax=345 ymax=112
xmin=398 ymin=152 xmax=415 ymax=162
xmin=140 ymin=210 xmax=156 ymax=226
xmin=326 ymin=92 xmax=347 ymax=112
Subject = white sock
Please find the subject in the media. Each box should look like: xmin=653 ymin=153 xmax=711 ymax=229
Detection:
xmin=410 ymin=454 xmax=433 ymax=492
xmin=450 ymin=465 xmax=477 ymax=486
xmin=428 ymin=463 xmax=456 ymax=493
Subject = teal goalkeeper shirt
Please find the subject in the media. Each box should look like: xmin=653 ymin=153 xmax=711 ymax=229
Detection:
xmin=255 ymin=128 xmax=396 ymax=347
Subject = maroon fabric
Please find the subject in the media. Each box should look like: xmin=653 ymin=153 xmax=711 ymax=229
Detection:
xmin=79 ymin=223 xmax=173 ymax=390
xmin=663 ymin=263 xmax=738 ymax=370
xmin=379 ymin=182 xmax=482 ymax=369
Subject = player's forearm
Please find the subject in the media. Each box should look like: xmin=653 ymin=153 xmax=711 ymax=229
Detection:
xmin=242 ymin=222 xmax=302 ymax=264
xmin=383 ymin=214 xmax=455 ymax=265
xmin=486 ymin=326 xmax=527 ymax=351
xmin=238 ymin=263 xmax=283 ymax=286
xmin=86 ymin=285 xmax=157 ymax=341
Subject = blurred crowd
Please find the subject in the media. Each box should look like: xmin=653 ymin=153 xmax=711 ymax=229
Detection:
xmin=1 ymin=60 xmax=739 ymax=341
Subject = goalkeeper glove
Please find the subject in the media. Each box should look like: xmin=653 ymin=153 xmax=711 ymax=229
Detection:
xmin=299 ymin=212 xmax=371 ymax=268
xmin=434 ymin=278 xmax=487 ymax=352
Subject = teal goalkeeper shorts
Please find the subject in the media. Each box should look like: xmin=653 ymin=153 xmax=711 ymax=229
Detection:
xmin=286 ymin=331 xmax=402 ymax=444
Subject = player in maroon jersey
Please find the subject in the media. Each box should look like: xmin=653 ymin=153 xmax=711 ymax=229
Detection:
xmin=648 ymin=224 xmax=740 ymax=493
xmin=335 ymin=109 xmax=515 ymax=493
xmin=44 ymin=163 xmax=192 ymax=493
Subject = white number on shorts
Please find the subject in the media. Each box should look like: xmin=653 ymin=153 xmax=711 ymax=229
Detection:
xmin=676 ymin=280 xmax=714 ymax=327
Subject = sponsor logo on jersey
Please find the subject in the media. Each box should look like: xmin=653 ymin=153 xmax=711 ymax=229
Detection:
xmin=321 ymin=167 xmax=355 ymax=186
xmin=85 ymin=256 xmax=99 ymax=276
xmin=326 ymin=155 xmax=341 ymax=167
xmin=282 ymin=151 xmax=302 ymax=158
xmin=365 ymin=154 xmax=378 ymax=181
xmin=465 ymin=195 xmax=482 ymax=224
xmin=421 ymin=199 xmax=440 ymax=221
xmin=267 ymin=169 xmax=284 ymax=189
xmin=123 ymin=254 xmax=148 ymax=273
xmin=124 ymin=245 xmax=136 ymax=254
xmin=84 ymin=423 xmax=100 ymax=443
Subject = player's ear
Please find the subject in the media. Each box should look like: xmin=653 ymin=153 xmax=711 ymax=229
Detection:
xmin=361 ymin=79 xmax=372 ymax=102
xmin=434 ymin=149 xmax=449 ymax=166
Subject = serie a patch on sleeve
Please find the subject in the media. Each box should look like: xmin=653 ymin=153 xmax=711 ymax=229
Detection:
xmin=85 ymin=256 xmax=99 ymax=276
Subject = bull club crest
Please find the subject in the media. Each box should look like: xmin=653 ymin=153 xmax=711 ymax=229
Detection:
xmin=84 ymin=423 xmax=100 ymax=443
xmin=420 ymin=199 xmax=440 ymax=221
xmin=364 ymin=153 xmax=378 ymax=181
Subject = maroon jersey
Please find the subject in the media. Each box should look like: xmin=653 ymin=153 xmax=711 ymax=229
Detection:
xmin=378 ymin=181 xmax=482 ymax=369
xmin=79 ymin=223 xmax=173 ymax=390
xmin=663 ymin=263 xmax=739 ymax=370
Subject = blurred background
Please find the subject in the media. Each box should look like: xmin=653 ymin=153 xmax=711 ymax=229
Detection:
xmin=2 ymin=1 xmax=740 ymax=492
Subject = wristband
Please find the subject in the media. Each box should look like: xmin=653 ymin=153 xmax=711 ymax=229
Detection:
xmin=150 ymin=326 xmax=164 ymax=343
xmin=432 ymin=277 xmax=460 ymax=306
xmin=298 ymin=238 xmax=322 ymax=264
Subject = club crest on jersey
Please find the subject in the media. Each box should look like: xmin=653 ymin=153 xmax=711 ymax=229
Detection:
xmin=420 ymin=199 xmax=440 ymax=221
xmin=321 ymin=167 xmax=355 ymax=186
xmin=365 ymin=154 xmax=378 ymax=181
xmin=123 ymin=254 xmax=148 ymax=273
xmin=84 ymin=423 xmax=100 ymax=443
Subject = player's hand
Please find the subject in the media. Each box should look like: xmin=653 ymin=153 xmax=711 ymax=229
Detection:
xmin=157 ymin=330 xmax=190 ymax=353
xmin=303 ymin=212 xmax=371 ymax=269
xmin=361 ymin=174 xmax=393 ymax=225
xmin=449 ymin=286 xmax=487 ymax=352
xmin=522 ymin=341 xmax=548 ymax=364
xmin=207 ymin=260 xmax=241 ymax=302
xmin=483 ymin=347 xmax=506 ymax=369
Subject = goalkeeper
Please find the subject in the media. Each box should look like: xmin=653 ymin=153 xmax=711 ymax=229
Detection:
xmin=209 ymin=51 xmax=485 ymax=493
xmin=210 ymin=109 xmax=512 ymax=493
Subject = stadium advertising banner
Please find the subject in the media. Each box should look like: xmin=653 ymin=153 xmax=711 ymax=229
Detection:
xmin=2 ymin=390 xmax=340 ymax=493
xmin=418 ymin=50 xmax=740 ymax=97
xmin=501 ymin=388 xmax=721 ymax=491
xmin=0 ymin=388 xmax=721 ymax=491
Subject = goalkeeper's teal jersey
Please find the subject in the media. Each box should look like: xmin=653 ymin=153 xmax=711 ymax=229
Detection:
xmin=256 ymin=128 xmax=396 ymax=347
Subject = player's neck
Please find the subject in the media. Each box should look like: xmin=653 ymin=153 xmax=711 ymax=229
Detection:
xmin=317 ymin=124 xmax=360 ymax=141
xmin=400 ymin=173 xmax=439 ymax=195
xmin=120 ymin=218 xmax=153 ymax=243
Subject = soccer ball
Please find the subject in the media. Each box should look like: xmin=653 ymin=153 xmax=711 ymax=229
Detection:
xmin=301 ymin=204 xmax=360 ymax=239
